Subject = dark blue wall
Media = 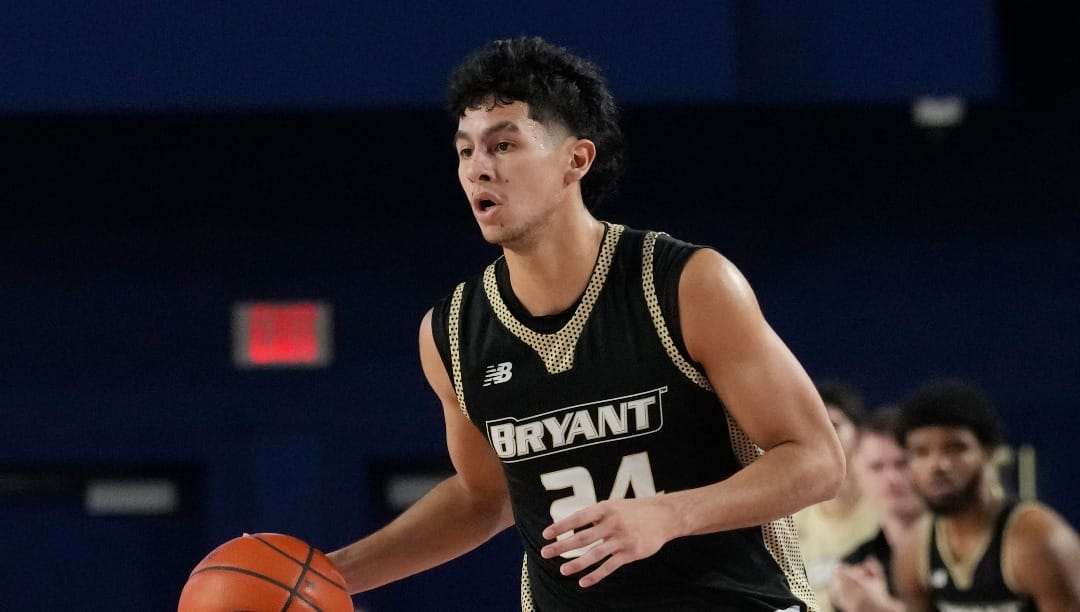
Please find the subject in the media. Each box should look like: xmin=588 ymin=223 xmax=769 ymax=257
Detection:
xmin=3 ymin=3 xmax=1078 ymax=610
xmin=2 ymin=2 xmax=998 ymax=112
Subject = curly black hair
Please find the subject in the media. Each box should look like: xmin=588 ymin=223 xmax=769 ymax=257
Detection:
xmin=896 ymin=378 xmax=1004 ymax=449
xmin=446 ymin=36 xmax=626 ymax=208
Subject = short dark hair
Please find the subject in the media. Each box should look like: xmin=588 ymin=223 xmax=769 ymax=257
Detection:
xmin=861 ymin=404 xmax=902 ymax=438
xmin=446 ymin=36 xmax=626 ymax=208
xmin=896 ymin=378 xmax=1003 ymax=449
xmin=815 ymin=379 xmax=867 ymax=427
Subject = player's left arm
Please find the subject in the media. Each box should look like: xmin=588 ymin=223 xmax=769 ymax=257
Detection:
xmin=541 ymin=249 xmax=844 ymax=586
xmin=665 ymin=248 xmax=845 ymax=532
xmin=1005 ymin=503 xmax=1080 ymax=611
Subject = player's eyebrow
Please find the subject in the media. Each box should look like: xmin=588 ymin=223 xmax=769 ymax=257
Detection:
xmin=453 ymin=120 xmax=520 ymax=145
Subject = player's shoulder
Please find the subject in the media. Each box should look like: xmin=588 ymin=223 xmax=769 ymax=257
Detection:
xmin=1003 ymin=499 xmax=1080 ymax=597
xmin=1006 ymin=499 xmax=1076 ymax=546
xmin=624 ymin=224 xmax=709 ymax=253
xmin=621 ymin=225 xmax=730 ymax=276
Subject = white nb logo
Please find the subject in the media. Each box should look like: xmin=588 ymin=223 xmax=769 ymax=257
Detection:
xmin=483 ymin=362 xmax=513 ymax=386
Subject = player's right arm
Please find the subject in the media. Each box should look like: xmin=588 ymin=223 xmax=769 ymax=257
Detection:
xmin=327 ymin=308 xmax=515 ymax=594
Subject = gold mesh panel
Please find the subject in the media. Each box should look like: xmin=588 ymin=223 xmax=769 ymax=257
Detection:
xmin=917 ymin=517 xmax=932 ymax=588
xmin=448 ymin=282 xmax=469 ymax=418
xmin=726 ymin=413 xmax=818 ymax=612
xmin=520 ymin=554 xmax=534 ymax=612
xmin=482 ymin=223 xmax=624 ymax=374
xmin=641 ymin=231 xmax=712 ymax=391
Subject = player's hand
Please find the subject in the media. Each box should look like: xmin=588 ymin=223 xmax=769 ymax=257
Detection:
xmin=539 ymin=497 xmax=679 ymax=587
xmin=830 ymin=557 xmax=904 ymax=612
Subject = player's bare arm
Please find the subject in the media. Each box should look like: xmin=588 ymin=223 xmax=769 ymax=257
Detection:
xmin=1005 ymin=503 xmax=1080 ymax=611
xmin=328 ymin=309 xmax=514 ymax=593
xmin=540 ymin=248 xmax=845 ymax=586
xmin=665 ymin=248 xmax=845 ymax=530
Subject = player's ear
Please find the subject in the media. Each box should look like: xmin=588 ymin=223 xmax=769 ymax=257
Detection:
xmin=565 ymin=138 xmax=596 ymax=184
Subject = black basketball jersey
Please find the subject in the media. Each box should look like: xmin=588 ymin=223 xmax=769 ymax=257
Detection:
xmin=431 ymin=223 xmax=815 ymax=612
xmin=926 ymin=499 xmax=1035 ymax=611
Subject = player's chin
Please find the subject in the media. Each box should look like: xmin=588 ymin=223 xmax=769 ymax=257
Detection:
xmin=478 ymin=224 xmax=519 ymax=248
xmin=924 ymin=492 xmax=966 ymax=515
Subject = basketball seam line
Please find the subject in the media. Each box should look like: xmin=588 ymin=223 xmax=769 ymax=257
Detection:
xmin=189 ymin=565 xmax=300 ymax=594
xmin=250 ymin=534 xmax=349 ymax=592
xmin=188 ymin=565 xmax=329 ymax=611
xmin=281 ymin=545 xmax=318 ymax=612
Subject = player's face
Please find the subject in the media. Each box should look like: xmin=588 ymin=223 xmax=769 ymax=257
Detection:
xmin=454 ymin=100 xmax=576 ymax=248
xmin=905 ymin=426 xmax=989 ymax=515
xmin=856 ymin=431 xmax=925 ymax=519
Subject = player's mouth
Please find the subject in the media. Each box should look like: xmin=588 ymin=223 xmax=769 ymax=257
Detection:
xmin=923 ymin=476 xmax=957 ymax=497
xmin=472 ymin=191 xmax=503 ymax=216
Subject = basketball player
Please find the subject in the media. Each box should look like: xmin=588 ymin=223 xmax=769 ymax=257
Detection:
xmin=828 ymin=406 xmax=927 ymax=612
xmin=890 ymin=379 xmax=1080 ymax=611
xmin=327 ymin=36 xmax=845 ymax=611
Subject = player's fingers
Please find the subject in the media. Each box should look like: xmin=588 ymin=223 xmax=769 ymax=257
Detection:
xmin=578 ymin=553 xmax=624 ymax=588
xmin=556 ymin=540 xmax=611 ymax=576
xmin=862 ymin=555 xmax=885 ymax=577
xmin=542 ymin=506 xmax=604 ymax=541
xmin=540 ymin=527 xmax=603 ymax=559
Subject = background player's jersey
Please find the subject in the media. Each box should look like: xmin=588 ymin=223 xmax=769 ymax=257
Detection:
xmin=926 ymin=499 xmax=1035 ymax=612
xmin=432 ymin=223 xmax=815 ymax=611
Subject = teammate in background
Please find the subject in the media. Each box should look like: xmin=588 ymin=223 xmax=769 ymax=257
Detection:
xmin=829 ymin=406 xmax=927 ymax=612
xmin=891 ymin=378 xmax=1080 ymax=611
xmin=326 ymin=37 xmax=844 ymax=610
xmin=795 ymin=380 xmax=880 ymax=611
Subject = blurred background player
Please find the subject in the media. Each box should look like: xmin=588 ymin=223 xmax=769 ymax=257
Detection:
xmin=892 ymin=378 xmax=1080 ymax=611
xmin=829 ymin=406 xmax=927 ymax=612
xmin=795 ymin=379 xmax=879 ymax=611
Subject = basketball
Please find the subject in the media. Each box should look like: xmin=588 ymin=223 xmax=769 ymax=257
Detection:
xmin=178 ymin=532 xmax=353 ymax=612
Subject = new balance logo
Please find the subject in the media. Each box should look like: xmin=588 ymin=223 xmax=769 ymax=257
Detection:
xmin=483 ymin=362 xmax=513 ymax=386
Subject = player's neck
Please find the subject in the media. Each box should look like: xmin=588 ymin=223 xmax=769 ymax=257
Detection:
xmin=502 ymin=210 xmax=605 ymax=316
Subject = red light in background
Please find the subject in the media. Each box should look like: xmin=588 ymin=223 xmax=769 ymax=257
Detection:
xmin=232 ymin=301 xmax=331 ymax=368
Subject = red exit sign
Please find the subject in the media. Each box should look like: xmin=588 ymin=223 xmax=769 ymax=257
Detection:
xmin=232 ymin=301 xmax=332 ymax=368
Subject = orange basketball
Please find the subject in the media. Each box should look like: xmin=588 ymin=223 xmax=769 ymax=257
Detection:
xmin=178 ymin=532 xmax=353 ymax=612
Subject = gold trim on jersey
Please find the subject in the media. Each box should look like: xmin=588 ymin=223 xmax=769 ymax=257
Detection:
xmin=916 ymin=515 xmax=933 ymax=591
xmin=641 ymin=231 xmax=712 ymax=391
xmin=481 ymin=222 xmax=624 ymax=375
xmin=934 ymin=515 xmax=995 ymax=590
xmin=520 ymin=554 xmax=535 ymax=612
xmin=448 ymin=282 xmax=469 ymax=418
